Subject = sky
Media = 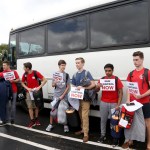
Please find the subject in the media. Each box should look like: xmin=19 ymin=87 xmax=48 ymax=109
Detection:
xmin=0 ymin=0 xmax=116 ymax=45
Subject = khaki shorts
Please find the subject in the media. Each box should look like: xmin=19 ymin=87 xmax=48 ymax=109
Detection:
xmin=26 ymin=93 xmax=36 ymax=109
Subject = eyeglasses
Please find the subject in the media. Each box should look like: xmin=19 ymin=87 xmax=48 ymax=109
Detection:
xmin=105 ymin=70 xmax=112 ymax=72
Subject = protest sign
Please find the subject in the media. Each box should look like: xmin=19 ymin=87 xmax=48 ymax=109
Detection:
xmin=126 ymin=82 xmax=140 ymax=95
xmin=69 ymin=87 xmax=84 ymax=100
xmin=3 ymin=71 xmax=15 ymax=80
xmin=100 ymin=79 xmax=115 ymax=91
xmin=53 ymin=72 xmax=63 ymax=82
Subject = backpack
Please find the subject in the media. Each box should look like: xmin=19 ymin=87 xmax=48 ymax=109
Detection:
xmin=73 ymin=70 xmax=88 ymax=82
xmin=110 ymin=110 xmax=122 ymax=138
xmin=66 ymin=107 xmax=81 ymax=128
xmin=65 ymin=73 xmax=69 ymax=86
xmin=119 ymin=106 xmax=135 ymax=129
xmin=33 ymin=90 xmax=43 ymax=108
xmin=24 ymin=70 xmax=43 ymax=108
xmin=129 ymin=68 xmax=150 ymax=89
xmin=17 ymin=70 xmax=42 ymax=102
xmin=73 ymin=70 xmax=98 ymax=105
xmin=24 ymin=70 xmax=42 ymax=86
xmin=16 ymin=82 xmax=26 ymax=102
xmin=101 ymin=76 xmax=119 ymax=90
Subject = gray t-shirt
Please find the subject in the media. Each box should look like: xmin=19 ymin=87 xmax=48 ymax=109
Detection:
xmin=53 ymin=72 xmax=70 ymax=100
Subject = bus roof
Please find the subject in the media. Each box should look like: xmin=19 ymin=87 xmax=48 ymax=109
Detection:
xmin=10 ymin=0 xmax=131 ymax=34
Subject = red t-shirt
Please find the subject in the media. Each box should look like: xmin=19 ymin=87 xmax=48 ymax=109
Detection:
xmin=2 ymin=70 xmax=19 ymax=93
xmin=98 ymin=75 xmax=123 ymax=103
xmin=22 ymin=71 xmax=44 ymax=89
xmin=127 ymin=68 xmax=150 ymax=104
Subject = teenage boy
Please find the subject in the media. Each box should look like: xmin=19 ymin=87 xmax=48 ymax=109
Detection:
xmin=123 ymin=51 xmax=150 ymax=149
xmin=21 ymin=62 xmax=47 ymax=128
xmin=46 ymin=60 xmax=70 ymax=132
xmin=3 ymin=60 xmax=20 ymax=124
xmin=72 ymin=57 xmax=95 ymax=143
xmin=96 ymin=63 xmax=123 ymax=143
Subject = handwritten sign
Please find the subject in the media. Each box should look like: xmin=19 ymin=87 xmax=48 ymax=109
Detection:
xmin=100 ymin=79 xmax=115 ymax=91
xmin=3 ymin=72 xmax=15 ymax=80
xmin=126 ymin=82 xmax=140 ymax=95
xmin=53 ymin=72 xmax=63 ymax=82
xmin=69 ymin=87 xmax=84 ymax=100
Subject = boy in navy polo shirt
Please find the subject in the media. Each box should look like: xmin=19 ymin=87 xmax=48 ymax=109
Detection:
xmin=72 ymin=57 xmax=95 ymax=143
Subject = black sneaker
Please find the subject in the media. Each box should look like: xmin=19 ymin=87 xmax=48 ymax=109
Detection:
xmin=11 ymin=120 xmax=14 ymax=125
xmin=112 ymin=138 xmax=119 ymax=147
xmin=97 ymin=135 xmax=106 ymax=143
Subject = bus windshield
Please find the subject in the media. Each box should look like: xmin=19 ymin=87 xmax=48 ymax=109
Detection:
xmin=9 ymin=34 xmax=17 ymax=69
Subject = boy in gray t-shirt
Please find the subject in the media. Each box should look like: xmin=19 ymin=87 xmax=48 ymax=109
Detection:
xmin=53 ymin=72 xmax=70 ymax=101
xmin=46 ymin=60 xmax=70 ymax=132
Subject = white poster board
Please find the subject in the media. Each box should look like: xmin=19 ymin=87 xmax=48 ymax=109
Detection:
xmin=69 ymin=87 xmax=84 ymax=100
xmin=119 ymin=118 xmax=128 ymax=128
xmin=122 ymin=100 xmax=143 ymax=112
xmin=3 ymin=72 xmax=15 ymax=80
xmin=126 ymin=82 xmax=140 ymax=95
xmin=53 ymin=72 xmax=63 ymax=82
xmin=100 ymin=79 xmax=115 ymax=91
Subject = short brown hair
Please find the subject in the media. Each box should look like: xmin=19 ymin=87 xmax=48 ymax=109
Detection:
xmin=58 ymin=60 xmax=66 ymax=66
xmin=3 ymin=60 xmax=10 ymax=66
xmin=75 ymin=57 xmax=85 ymax=63
xmin=133 ymin=51 xmax=144 ymax=59
xmin=23 ymin=62 xmax=32 ymax=70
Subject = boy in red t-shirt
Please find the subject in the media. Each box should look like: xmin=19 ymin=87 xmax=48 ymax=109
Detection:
xmin=122 ymin=51 xmax=150 ymax=149
xmin=96 ymin=63 xmax=123 ymax=144
xmin=2 ymin=61 xmax=20 ymax=124
xmin=21 ymin=62 xmax=47 ymax=128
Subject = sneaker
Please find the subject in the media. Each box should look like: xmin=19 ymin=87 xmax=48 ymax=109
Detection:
xmin=46 ymin=124 xmax=53 ymax=132
xmin=64 ymin=125 xmax=69 ymax=133
xmin=0 ymin=121 xmax=6 ymax=126
xmin=97 ymin=135 xmax=106 ymax=143
xmin=122 ymin=141 xmax=133 ymax=149
xmin=11 ymin=120 xmax=15 ymax=125
xmin=75 ymin=130 xmax=83 ymax=135
xmin=6 ymin=122 xmax=11 ymax=125
xmin=28 ymin=120 xmax=36 ymax=128
xmin=83 ymin=136 xmax=89 ymax=143
xmin=35 ymin=119 xmax=41 ymax=126
xmin=112 ymin=139 xmax=119 ymax=147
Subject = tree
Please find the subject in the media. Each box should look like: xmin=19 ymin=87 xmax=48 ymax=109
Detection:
xmin=0 ymin=44 xmax=8 ymax=53
xmin=0 ymin=44 xmax=8 ymax=69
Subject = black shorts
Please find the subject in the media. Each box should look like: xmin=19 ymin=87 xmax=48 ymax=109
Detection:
xmin=142 ymin=103 xmax=150 ymax=119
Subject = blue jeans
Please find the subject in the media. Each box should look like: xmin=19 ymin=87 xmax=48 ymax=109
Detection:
xmin=6 ymin=93 xmax=17 ymax=122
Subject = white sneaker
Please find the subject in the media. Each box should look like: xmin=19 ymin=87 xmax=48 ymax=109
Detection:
xmin=64 ymin=125 xmax=69 ymax=133
xmin=46 ymin=124 xmax=53 ymax=132
xmin=6 ymin=122 xmax=11 ymax=125
xmin=0 ymin=121 xmax=6 ymax=126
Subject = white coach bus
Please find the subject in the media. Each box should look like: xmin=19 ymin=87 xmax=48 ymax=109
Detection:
xmin=9 ymin=0 xmax=150 ymax=117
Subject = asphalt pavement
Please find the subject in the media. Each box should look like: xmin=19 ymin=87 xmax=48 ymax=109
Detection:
xmin=0 ymin=104 xmax=146 ymax=150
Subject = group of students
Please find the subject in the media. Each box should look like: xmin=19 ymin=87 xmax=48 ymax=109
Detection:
xmin=46 ymin=51 xmax=150 ymax=149
xmin=45 ymin=51 xmax=150 ymax=149
xmin=0 ymin=50 xmax=150 ymax=149
xmin=0 ymin=61 xmax=47 ymax=127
